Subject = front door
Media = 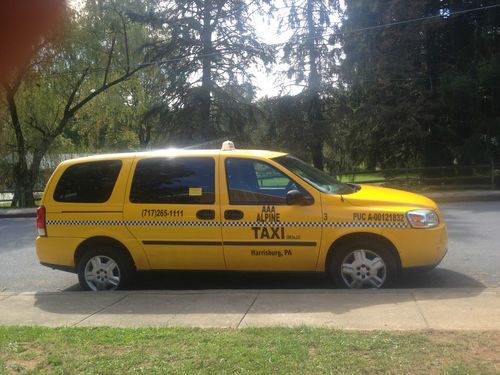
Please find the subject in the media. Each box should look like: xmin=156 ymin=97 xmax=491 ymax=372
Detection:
xmin=123 ymin=155 xmax=225 ymax=270
xmin=220 ymin=156 xmax=323 ymax=271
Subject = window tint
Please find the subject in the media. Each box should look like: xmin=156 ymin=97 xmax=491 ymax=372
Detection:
xmin=53 ymin=160 xmax=122 ymax=203
xmin=130 ymin=157 xmax=215 ymax=204
xmin=226 ymin=158 xmax=305 ymax=204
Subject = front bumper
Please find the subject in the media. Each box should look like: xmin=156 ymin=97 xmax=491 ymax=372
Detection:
xmin=402 ymin=247 xmax=448 ymax=272
xmin=384 ymin=223 xmax=448 ymax=269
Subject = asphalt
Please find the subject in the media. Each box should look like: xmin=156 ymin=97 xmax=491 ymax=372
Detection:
xmin=1 ymin=191 xmax=499 ymax=330
xmin=0 ymin=288 xmax=498 ymax=330
xmin=1 ymin=189 xmax=500 ymax=218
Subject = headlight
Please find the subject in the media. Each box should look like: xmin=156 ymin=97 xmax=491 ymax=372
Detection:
xmin=406 ymin=209 xmax=439 ymax=229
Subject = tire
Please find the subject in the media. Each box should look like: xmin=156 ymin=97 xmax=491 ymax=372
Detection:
xmin=327 ymin=239 xmax=397 ymax=289
xmin=77 ymin=246 xmax=134 ymax=291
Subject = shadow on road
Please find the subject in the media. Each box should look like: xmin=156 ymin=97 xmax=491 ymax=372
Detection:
xmin=24 ymin=268 xmax=488 ymax=318
xmin=60 ymin=267 xmax=484 ymax=292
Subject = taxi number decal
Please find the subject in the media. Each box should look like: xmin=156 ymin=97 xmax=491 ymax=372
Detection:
xmin=353 ymin=213 xmax=405 ymax=222
xmin=142 ymin=209 xmax=184 ymax=218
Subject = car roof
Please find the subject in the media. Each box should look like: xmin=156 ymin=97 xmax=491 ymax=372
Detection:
xmin=58 ymin=149 xmax=288 ymax=166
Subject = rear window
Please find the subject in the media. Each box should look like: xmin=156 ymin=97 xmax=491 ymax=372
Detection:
xmin=129 ymin=157 xmax=215 ymax=204
xmin=53 ymin=160 xmax=122 ymax=203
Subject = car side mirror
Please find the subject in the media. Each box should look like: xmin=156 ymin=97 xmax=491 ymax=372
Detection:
xmin=286 ymin=190 xmax=312 ymax=206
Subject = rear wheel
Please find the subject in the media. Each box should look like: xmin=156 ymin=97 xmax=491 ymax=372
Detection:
xmin=328 ymin=240 xmax=397 ymax=289
xmin=77 ymin=247 xmax=133 ymax=291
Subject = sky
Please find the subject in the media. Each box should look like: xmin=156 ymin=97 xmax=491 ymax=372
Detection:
xmin=251 ymin=5 xmax=297 ymax=97
xmin=68 ymin=0 xmax=322 ymax=98
xmin=69 ymin=0 xmax=300 ymax=97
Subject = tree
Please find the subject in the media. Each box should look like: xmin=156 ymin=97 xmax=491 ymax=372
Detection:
xmin=279 ymin=0 xmax=341 ymax=169
xmin=256 ymin=94 xmax=309 ymax=158
xmin=134 ymin=0 xmax=273 ymax=143
xmin=1 ymin=2 xmax=145 ymax=207
xmin=339 ymin=0 xmax=500 ymax=169
xmin=421 ymin=0 xmax=500 ymax=165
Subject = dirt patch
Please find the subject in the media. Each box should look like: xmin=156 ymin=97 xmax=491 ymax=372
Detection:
xmin=426 ymin=331 xmax=500 ymax=369
xmin=308 ymin=346 xmax=318 ymax=358
xmin=6 ymin=357 xmax=42 ymax=373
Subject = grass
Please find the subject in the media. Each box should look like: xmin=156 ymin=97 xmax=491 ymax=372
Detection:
xmin=0 ymin=327 xmax=498 ymax=374
xmin=338 ymin=173 xmax=421 ymax=183
xmin=339 ymin=173 xmax=384 ymax=183
xmin=0 ymin=199 xmax=41 ymax=208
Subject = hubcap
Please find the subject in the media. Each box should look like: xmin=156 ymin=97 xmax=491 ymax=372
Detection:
xmin=340 ymin=249 xmax=387 ymax=289
xmin=84 ymin=255 xmax=120 ymax=291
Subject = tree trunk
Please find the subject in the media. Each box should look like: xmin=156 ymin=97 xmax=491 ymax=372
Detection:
xmin=138 ymin=124 xmax=152 ymax=149
xmin=199 ymin=0 xmax=213 ymax=139
xmin=308 ymin=92 xmax=324 ymax=170
xmin=12 ymin=161 xmax=35 ymax=207
xmin=305 ymin=0 xmax=324 ymax=170
xmin=3 ymin=79 xmax=35 ymax=207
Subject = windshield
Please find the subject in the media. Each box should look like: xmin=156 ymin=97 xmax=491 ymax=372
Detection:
xmin=273 ymin=155 xmax=356 ymax=195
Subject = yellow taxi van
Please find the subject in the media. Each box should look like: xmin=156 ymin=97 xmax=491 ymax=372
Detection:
xmin=36 ymin=141 xmax=448 ymax=290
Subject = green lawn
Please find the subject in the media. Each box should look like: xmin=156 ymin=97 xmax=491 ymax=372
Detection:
xmin=339 ymin=173 xmax=384 ymax=183
xmin=0 ymin=327 xmax=498 ymax=374
xmin=0 ymin=199 xmax=41 ymax=208
xmin=338 ymin=173 xmax=419 ymax=183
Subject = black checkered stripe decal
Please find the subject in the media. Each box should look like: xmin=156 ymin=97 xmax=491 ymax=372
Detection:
xmin=46 ymin=220 xmax=407 ymax=228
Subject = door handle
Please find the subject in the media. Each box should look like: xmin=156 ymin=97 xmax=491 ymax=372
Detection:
xmin=224 ymin=210 xmax=244 ymax=220
xmin=196 ymin=209 xmax=215 ymax=220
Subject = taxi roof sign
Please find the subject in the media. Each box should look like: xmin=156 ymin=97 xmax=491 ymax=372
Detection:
xmin=221 ymin=140 xmax=235 ymax=151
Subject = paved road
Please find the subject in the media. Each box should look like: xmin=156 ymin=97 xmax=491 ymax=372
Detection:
xmin=0 ymin=201 xmax=498 ymax=292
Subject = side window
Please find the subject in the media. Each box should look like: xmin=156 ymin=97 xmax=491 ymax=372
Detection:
xmin=53 ymin=160 xmax=122 ymax=203
xmin=130 ymin=157 xmax=215 ymax=204
xmin=225 ymin=158 xmax=303 ymax=205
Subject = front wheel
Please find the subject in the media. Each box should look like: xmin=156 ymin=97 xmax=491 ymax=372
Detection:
xmin=77 ymin=247 xmax=133 ymax=291
xmin=328 ymin=240 xmax=397 ymax=289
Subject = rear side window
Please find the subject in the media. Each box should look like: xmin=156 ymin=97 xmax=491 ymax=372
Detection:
xmin=130 ymin=157 xmax=215 ymax=204
xmin=53 ymin=160 xmax=122 ymax=203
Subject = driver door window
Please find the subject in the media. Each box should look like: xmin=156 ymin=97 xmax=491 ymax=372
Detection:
xmin=225 ymin=158 xmax=300 ymax=204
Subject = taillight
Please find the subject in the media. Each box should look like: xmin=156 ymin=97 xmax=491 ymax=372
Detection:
xmin=36 ymin=206 xmax=47 ymax=236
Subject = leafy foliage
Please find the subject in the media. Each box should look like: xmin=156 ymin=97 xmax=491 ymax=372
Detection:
xmin=132 ymin=0 xmax=273 ymax=143
xmin=339 ymin=0 xmax=500 ymax=169
xmin=0 ymin=0 xmax=149 ymax=205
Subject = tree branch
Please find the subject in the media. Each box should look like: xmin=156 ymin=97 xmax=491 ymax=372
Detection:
xmin=103 ymin=32 xmax=116 ymax=85
xmin=117 ymin=11 xmax=130 ymax=73
xmin=62 ymin=68 xmax=89 ymax=121
xmin=27 ymin=115 xmax=47 ymax=136
xmin=69 ymin=66 xmax=143 ymax=118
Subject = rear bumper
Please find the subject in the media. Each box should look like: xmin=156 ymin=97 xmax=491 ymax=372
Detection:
xmin=36 ymin=236 xmax=80 ymax=268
